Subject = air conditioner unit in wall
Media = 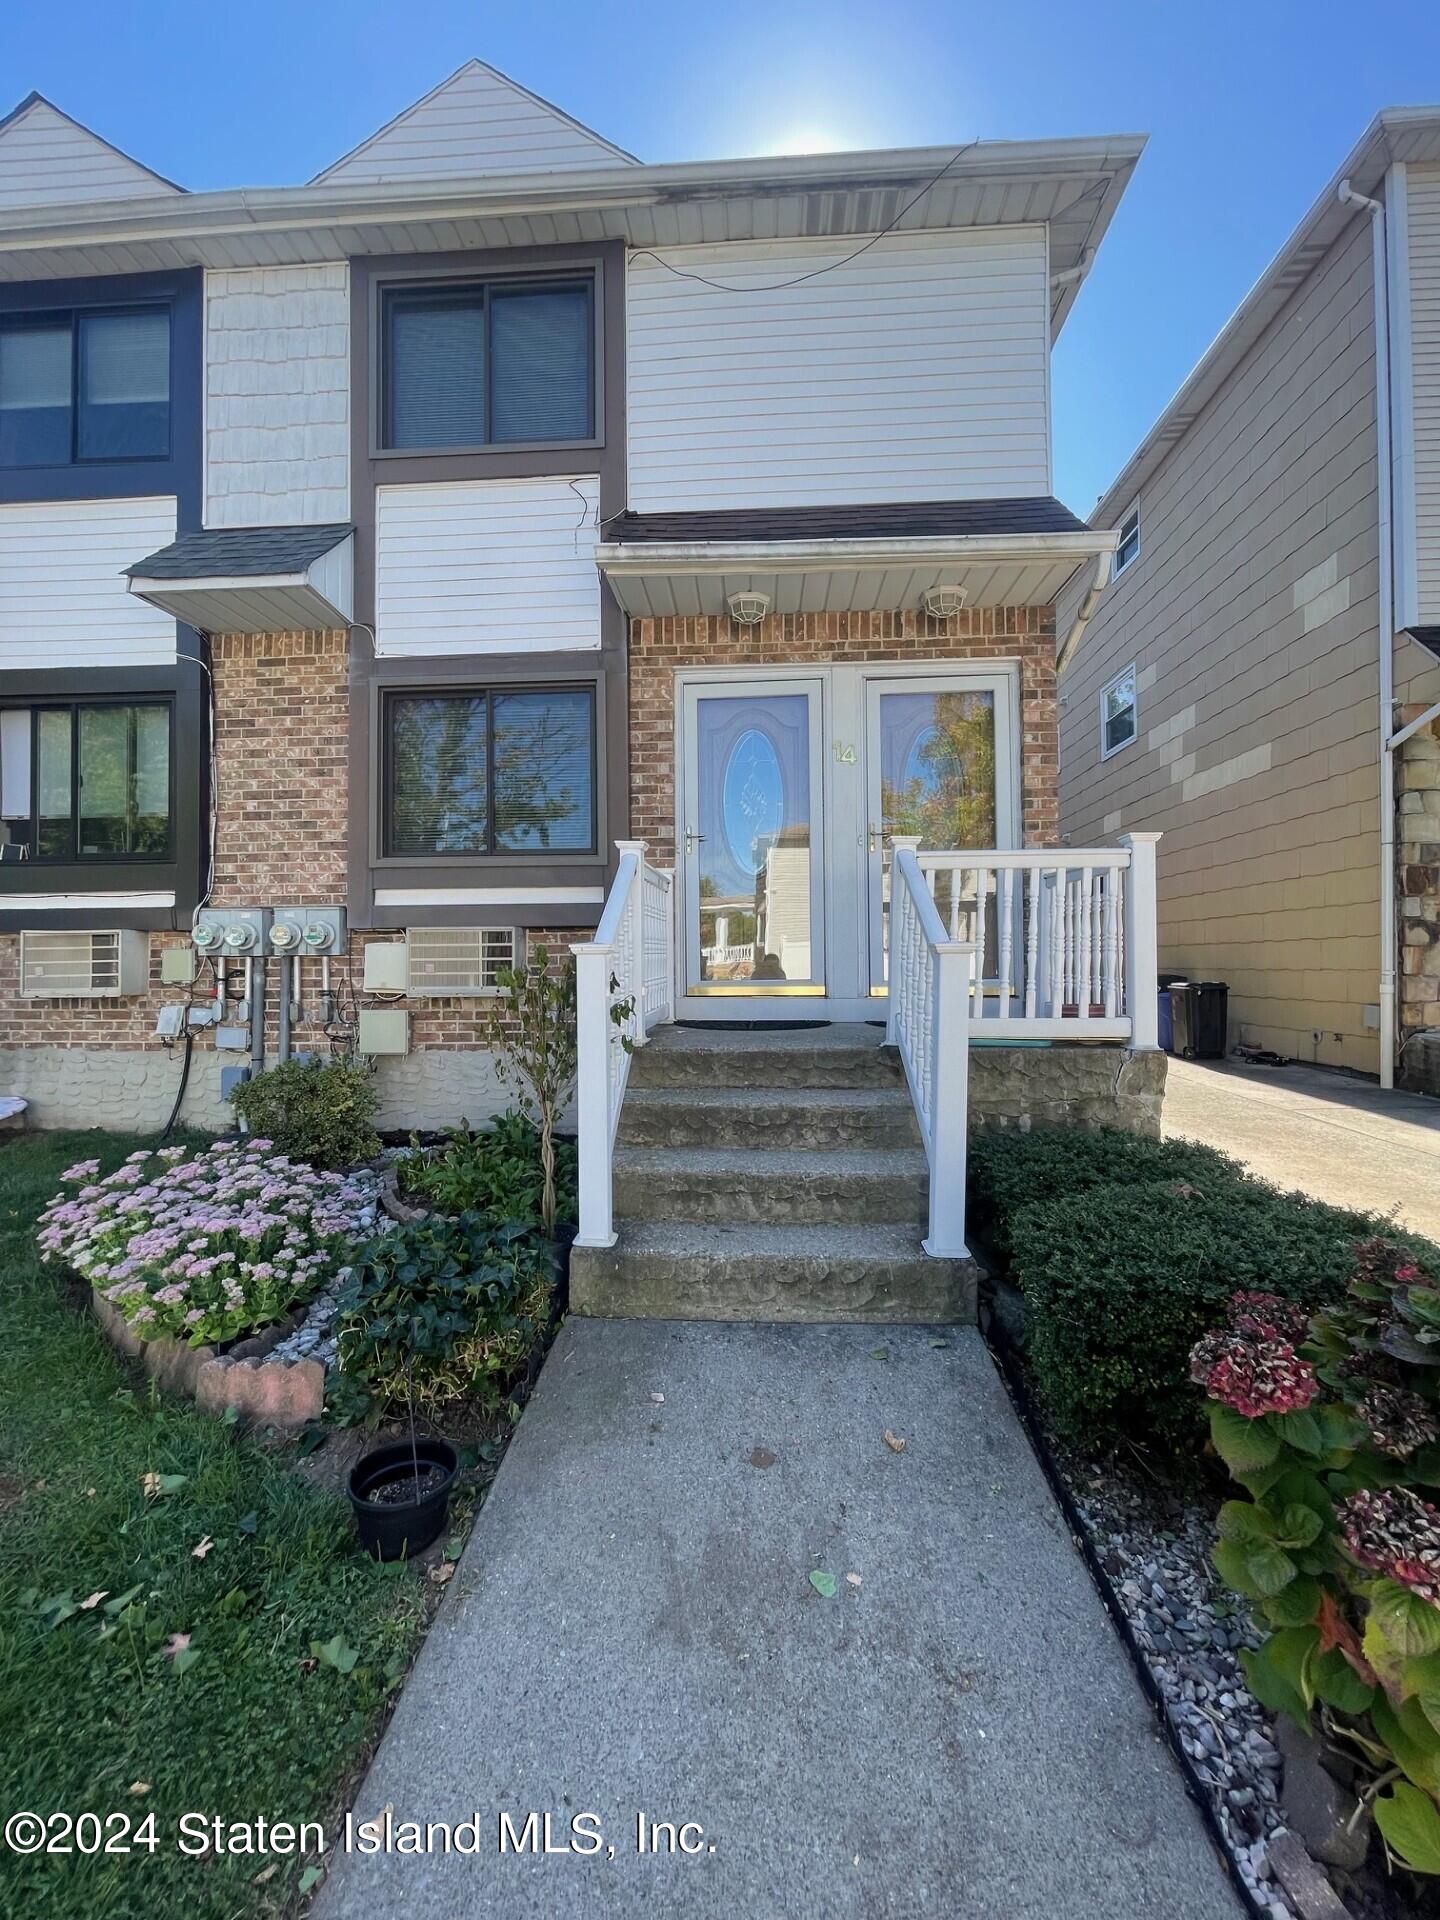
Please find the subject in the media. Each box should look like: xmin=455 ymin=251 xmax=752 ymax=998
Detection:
xmin=19 ymin=929 xmax=148 ymax=998
xmin=404 ymin=926 xmax=516 ymax=996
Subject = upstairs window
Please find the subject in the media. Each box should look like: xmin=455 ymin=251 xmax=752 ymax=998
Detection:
xmin=384 ymin=685 xmax=596 ymax=859
xmin=1100 ymin=665 xmax=1138 ymax=760
xmin=380 ymin=277 xmax=594 ymax=451
xmin=0 ymin=306 xmax=170 ymax=466
xmin=0 ymin=702 xmax=172 ymax=861
xmin=1112 ymin=502 xmax=1141 ymax=578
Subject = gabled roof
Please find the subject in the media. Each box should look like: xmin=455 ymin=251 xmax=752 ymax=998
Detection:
xmin=1090 ymin=106 xmax=1440 ymax=529
xmin=0 ymin=91 xmax=182 ymax=210
xmin=312 ymin=58 xmax=637 ymax=185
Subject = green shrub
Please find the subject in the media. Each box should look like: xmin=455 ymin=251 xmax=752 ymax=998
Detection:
xmin=399 ymin=1110 xmax=577 ymax=1228
xmin=331 ymin=1212 xmax=556 ymax=1426
xmin=229 ymin=1056 xmax=380 ymax=1170
xmin=967 ymin=1124 xmax=1246 ymax=1258
xmin=1011 ymin=1177 xmax=1405 ymax=1454
xmin=1194 ymin=1252 xmax=1440 ymax=1878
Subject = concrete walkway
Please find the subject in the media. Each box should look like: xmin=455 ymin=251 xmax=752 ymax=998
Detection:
xmin=1165 ymin=1056 xmax=1440 ymax=1240
xmin=318 ymin=1321 xmax=1238 ymax=1919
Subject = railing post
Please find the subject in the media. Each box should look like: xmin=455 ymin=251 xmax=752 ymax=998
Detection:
xmin=925 ymin=940 xmax=973 ymax=1257
xmin=1118 ymin=832 xmax=1162 ymax=1049
xmin=570 ymin=940 xmax=616 ymax=1248
xmin=613 ymin=839 xmax=648 ymax=1046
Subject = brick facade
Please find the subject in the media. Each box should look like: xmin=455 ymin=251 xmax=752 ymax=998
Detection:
xmin=627 ymin=606 xmax=1060 ymax=867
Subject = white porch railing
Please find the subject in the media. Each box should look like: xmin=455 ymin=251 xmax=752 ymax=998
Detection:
xmin=885 ymin=845 xmax=976 ymax=1258
xmin=908 ymin=831 xmax=1160 ymax=1046
xmin=572 ymin=841 xmax=675 ymax=1249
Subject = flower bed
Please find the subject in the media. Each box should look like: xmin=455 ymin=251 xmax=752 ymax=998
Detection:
xmin=38 ymin=1140 xmax=379 ymax=1426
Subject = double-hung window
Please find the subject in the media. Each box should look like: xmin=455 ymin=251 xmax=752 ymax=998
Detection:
xmin=384 ymin=686 xmax=597 ymax=858
xmin=1112 ymin=503 xmax=1140 ymax=578
xmin=0 ymin=702 xmax=172 ymax=861
xmin=0 ymin=305 xmax=170 ymax=466
xmin=1100 ymin=666 xmax=1138 ymax=760
xmin=380 ymin=277 xmax=594 ymax=451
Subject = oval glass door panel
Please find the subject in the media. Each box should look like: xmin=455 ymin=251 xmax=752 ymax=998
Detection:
xmin=693 ymin=692 xmax=815 ymax=987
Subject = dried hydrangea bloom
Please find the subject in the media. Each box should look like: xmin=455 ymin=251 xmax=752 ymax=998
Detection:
xmin=1228 ymin=1290 xmax=1312 ymax=1345
xmin=1189 ymin=1326 xmax=1319 ymax=1418
xmin=1338 ymin=1486 xmax=1440 ymax=1606
xmin=1355 ymin=1383 xmax=1440 ymax=1460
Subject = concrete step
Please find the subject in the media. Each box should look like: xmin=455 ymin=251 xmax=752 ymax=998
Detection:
xmin=616 ymin=1085 xmax=918 ymax=1151
xmin=630 ymin=1022 xmax=901 ymax=1091
xmin=612 ymin=1146 xmax=929 ymax=1226
xmin=569 ymin=1221 xmax=977 ymax=1324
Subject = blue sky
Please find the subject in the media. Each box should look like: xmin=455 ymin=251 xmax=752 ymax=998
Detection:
xmin=1 ymin=0 xmax=1436 ymax=511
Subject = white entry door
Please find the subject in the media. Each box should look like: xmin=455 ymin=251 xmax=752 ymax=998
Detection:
xmin=678 ymin=678 xmax=827 ymax=1007
xmin=863 ymin=673 xmax=1017 ymax=994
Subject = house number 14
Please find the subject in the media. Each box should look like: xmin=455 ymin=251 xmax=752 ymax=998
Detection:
xmin=832 ymin=740 xmax=857 ymax=764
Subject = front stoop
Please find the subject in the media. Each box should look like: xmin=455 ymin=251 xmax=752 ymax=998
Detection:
xmin=570 ymin=1023 xmax=977 ymax=1324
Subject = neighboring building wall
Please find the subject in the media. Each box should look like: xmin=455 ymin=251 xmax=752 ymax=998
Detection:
xmin=625 ymin=227 xmax=1051 ymax=511
xmin=1398 ymin=709 xmax=1440 ymax=1080
xmin=204 ymin=266 xmax=350 ymax=528
xmin=0 ymin=625 xmax=589 ymax=1130
xmin=628 ymin=605 xmax=1059 ymax=864
xmin=1058 ymin=215 xmax=1385 ymax=1073
xmin=0 ymin=496 xmax=177 ymax=668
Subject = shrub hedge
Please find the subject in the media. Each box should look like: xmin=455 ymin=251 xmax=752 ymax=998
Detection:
xmin=975 ymin=1125 xmax=1440 ymax=1457
xmin=229 ymin=1056 xmax=380 ymax=1170
xmin=967 ymin=1124 xmax=1244 ymax=1259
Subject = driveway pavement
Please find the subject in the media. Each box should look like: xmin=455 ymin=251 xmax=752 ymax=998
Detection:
xmin=1165 ymin=1056 xmax=1440 ymax=1240
xmin=317 ymin=1319 xmax=1237 ymax=1919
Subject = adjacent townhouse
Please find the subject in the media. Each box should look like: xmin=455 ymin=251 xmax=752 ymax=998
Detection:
xmin=0 ymin=61 xmax=1155 ymax=1138
xmin=1058 ymin=108 xmax=1440 ymax=1092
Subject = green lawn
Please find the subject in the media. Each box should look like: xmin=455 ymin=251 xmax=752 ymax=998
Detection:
xmin=0 ymin=1131 xmax=428 ymax=1919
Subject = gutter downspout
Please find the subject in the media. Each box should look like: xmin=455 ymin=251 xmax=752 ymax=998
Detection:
xmin=1056 ymin=550 xmax=1112 ymax=674
xmin=1340 ymin=177 xmax=1398 ymax=1088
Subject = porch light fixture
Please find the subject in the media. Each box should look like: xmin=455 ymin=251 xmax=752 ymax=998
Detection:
xmin=726 ymin=591 xmax=771 ymax=625
xmin=920 ymin=585 xmax=968 ymax=619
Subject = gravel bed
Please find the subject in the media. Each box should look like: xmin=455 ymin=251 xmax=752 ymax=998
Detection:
xmin=1066 ymin=1458 xmax=1297 ymax=1919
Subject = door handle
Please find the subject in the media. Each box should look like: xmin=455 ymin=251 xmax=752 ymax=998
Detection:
xmin=867 ymin=822 xmax=883 ymax=853
xmin=684 ymin=827 xmax=706 ymax=853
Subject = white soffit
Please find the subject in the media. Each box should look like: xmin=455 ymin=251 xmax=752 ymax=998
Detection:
xmin=594 ymin=532 xmax=1118 ymax=619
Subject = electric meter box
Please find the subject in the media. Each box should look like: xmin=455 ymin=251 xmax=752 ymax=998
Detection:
xmin=193 ymin=907 xmax=269 ymax=957
xmin=270 ymin=907 xmax=347 ymax=955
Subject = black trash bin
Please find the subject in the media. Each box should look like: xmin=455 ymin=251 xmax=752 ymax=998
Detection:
xmin=1171 ymin=981 xmax=1228 ymax=1060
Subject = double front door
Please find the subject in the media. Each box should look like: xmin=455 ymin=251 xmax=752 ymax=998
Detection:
xmin=676 ymin=665 xmax=1017 ymax=1019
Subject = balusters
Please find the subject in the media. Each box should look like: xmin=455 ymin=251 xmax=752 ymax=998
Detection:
xmin=1076 ymin=864 xmax=1093 ymax=1022
xmin=1103 ymin=868 xmax=1120 ymax=1017
xmin=996 ymin=867 xmax=1013 ymax=1020
xmin=1024 ymin=867 xmax=1040 ymax=1019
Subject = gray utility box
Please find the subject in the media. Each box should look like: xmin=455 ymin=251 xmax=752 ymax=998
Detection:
xmin=270 ymin=906 xmax=347 ymax=956
xmin=193 ymin=907 xmax=270 ymax=958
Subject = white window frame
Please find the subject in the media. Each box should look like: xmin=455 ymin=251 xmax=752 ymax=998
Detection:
xmin=1099 ymin=663 xmax=1138 ymax=761
xmin=1111 ymin=498 xmax=1141 ymax=580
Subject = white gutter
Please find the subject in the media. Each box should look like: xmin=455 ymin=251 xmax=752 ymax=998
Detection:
xmin=594 ymin=529 xmax=1119 ymax=577
xmin=1056 ymin=550 xmax=1113 ymax=672
xmin=1340 ymin=176 xmax=1398 ymax=1088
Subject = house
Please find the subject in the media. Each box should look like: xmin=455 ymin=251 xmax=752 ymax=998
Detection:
xmin=0 ymin=60 xmax=1163 ymax=1251
xmin=1057 ymin=108 xmax=1440 ymax=1094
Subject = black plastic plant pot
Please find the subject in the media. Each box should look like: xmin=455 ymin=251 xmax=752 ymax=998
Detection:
xmin=348 ymin=1438 xmax=458 ymax=1561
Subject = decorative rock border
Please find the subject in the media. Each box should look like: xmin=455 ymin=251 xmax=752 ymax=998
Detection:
xmin=91 ymin=1289 xmax=325 ymax=1427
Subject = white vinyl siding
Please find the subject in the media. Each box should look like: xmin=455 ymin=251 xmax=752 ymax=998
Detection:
xmin=0 ymin=99 xmax=177 ymax=209
xmin=626 ymin=226 xmax=1051 ymax=511
xmin=314 ymin=61 xmax=633 ymax=185
xmin=204 ymin=265 xmax=350 ymax=527
xmin=374 ymin=475 xmax=600 ymax=657
xmin=1407 ymin=164 xmax=1440 ymax=625
xmin=0 ymin=496 xmax=177 ymax=668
